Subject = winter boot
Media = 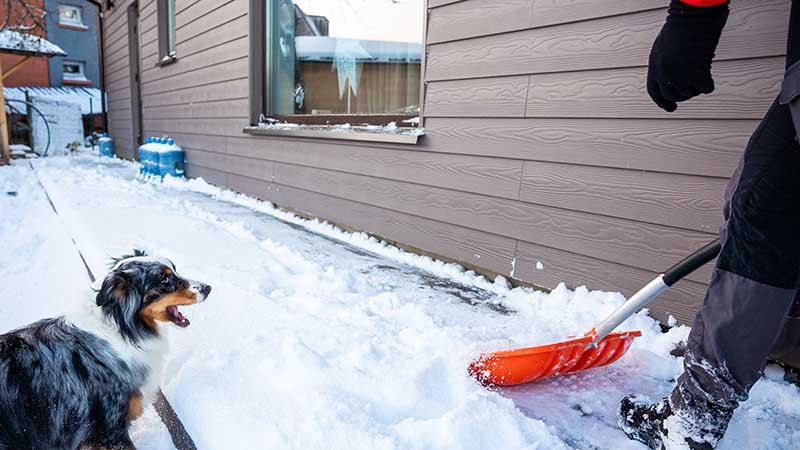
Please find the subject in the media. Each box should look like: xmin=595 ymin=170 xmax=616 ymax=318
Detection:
xmin=617 ymin=395 xmax=733 ymax=450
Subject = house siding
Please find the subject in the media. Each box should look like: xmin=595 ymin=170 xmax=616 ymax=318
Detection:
xmin=103 ymin=0 xmax=790 ymax=324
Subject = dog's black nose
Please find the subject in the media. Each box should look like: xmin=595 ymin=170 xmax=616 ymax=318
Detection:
xmin=200 ymin=284 xmax=212 ymax=296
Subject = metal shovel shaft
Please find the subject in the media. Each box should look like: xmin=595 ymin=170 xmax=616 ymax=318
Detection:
xmin=588 ymin=239 xmax=722 ymax=346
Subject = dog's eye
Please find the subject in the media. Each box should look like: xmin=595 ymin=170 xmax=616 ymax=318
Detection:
xmin=161 ymin=277 xmax=171 ymax=285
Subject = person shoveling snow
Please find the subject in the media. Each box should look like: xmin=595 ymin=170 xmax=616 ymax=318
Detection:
xmin=618 ymin=1 xmax=800 ymax=449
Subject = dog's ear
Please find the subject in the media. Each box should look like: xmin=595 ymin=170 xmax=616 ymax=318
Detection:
xmin=95 ymin=271 xmax=132 ymax=307
xmin=108 ymin=249 xmax=148 ymax=268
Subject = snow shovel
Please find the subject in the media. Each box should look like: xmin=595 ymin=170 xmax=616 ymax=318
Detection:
xmin=469 ymin=239 xmax=722 ymax=386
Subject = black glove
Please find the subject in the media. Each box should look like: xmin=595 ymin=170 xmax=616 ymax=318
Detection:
xmin=648 ymin=1 xmax=729 ymax=112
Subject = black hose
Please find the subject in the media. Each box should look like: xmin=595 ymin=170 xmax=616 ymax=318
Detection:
xmin=5 ymin=99 xmax=51 ymax=156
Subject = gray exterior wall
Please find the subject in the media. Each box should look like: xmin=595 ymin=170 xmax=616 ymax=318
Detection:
xmin=103 ymin=0 xmax=791 ymax=325
xmin=45 ymin=0 xmax=102 ymax=87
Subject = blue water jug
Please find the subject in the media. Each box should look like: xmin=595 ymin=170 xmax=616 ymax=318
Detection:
xmin=98 ymin=133 xmax=114 ymax=157
xmin=158 ymin=137 xmax=185 ymax=178
xmin=138 ymin=137 xmax=157 ymax=176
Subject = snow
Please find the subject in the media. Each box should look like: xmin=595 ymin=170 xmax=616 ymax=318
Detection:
xmin=3 ymin=154 xmax=800 ymax=449
xmin=256 ymin=120 xmax=425 ymax=136
xmin=0 ymin=30 xmax=65 ymax=56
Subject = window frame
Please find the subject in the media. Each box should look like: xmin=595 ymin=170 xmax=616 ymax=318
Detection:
xmin=156 ymin=0 xmax=177 ymax=65
xmin=58 ymin=4 xmax=85 ymax=28
xmin=248 ymin=0 xmax=427 ymax=131
xmin=62 ymin=60 xmax=90 ymax=84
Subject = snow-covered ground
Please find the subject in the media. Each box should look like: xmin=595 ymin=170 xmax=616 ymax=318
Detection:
xmin=2 ymin=154 xmax=799 ymax=449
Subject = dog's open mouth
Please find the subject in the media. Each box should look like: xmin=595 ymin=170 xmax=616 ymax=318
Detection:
xmin=166 ymin=305 xmax=190 ymax=328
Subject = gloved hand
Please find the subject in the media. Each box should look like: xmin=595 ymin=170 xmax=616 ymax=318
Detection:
xmin=648 ymin=0 xmax=729 ymax=112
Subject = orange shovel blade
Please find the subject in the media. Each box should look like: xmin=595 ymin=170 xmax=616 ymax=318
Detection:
xmin=468 ymin=330 xmax=642 ymax=386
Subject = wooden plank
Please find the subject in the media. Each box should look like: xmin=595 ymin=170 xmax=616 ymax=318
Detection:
xmin=184 ymin=148 xmax=274 ymax=181
xmin=176 ymin=0 xmax=205 ymax=15
xmin=140 ymin=56 xmax=248 ymax=96
xmin=513 ymin=240 xmax=710 ymax=325
xmin=107 ymin=75 xmax=134 ymax=94
xmin=141 ymin=6 xmax=247 ymax=69
xmin=140 ymin=8 xmax=158 ymax=36
xmin=267 ymin=183 xmax=519 ymax=277
xmin=271 ymin=163 xmax=717 ymax=283
xmin=426 ymin=0 xmax=788 ymax=81
xmin=429 ymin=0 xmax=463 ymax=7
xmin=226 ymin=173 xmax=271 ymax=199
xmin=175 ymin=0 xmax=245 ymax=44
xmin=174 ymin=0 xmax=230 ymax=33
xmin=185 ymin=163 xmax=228 ymax=186
xmin=140 ymin=132 xmax=229 ymax=152
xmin=106 ymin=45 xmax=132 ymax=73
xmin=108 ymin=110 xmax=134 ymax=125
xmin=142 ymin=37 xmax=249 ymax=84
xmin=142 ymin=117 xmax=247 ymax=137
xmin=104 ymin=22 xmax=130 ymax=51
xmin=424 ymin=75 xmax=529 ymax=117
xmin=533 ymin=0 xmax=663 ymax=28
xmin=421 ymin=117 xmax=751 ymax=178
xmin=225 ymin=136 xmax=524 ymax=199
xmin=142 ymin=77 xmax=249 ymax=107
xmin=427 ymin=0 xmax=533 ymax=44
xmin=143 ymin=98 xmax=249 ymax=119
xmin=526 ymin=57 xmax=783 ymax=119
xmin=519 ymin=161 xmax=726 ymax=233
xmin=105 ymin=48 xmax=132 ymax=75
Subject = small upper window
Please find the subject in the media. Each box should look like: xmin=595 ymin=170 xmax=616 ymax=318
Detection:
xmin=259 ymin=0 xmax=424 ymax=124
xmin=58 ymin=4 xmax=84 ymax=27
xmin=62 ymin=60 xmax=87 ymax=81
xmin=157 ymin=0 xmax=177 ymax=63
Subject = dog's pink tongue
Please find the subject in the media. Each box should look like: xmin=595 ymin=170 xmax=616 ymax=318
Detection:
xmin=166 ymin=305 xmax=190 ymax=328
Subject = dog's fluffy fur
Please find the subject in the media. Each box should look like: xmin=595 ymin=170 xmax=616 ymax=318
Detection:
xmin=0 ymin=251 xmax=210 ymax=450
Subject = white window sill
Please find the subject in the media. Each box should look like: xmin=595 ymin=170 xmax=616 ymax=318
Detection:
xmin=243 ymin=124 xmax=424 ymax=145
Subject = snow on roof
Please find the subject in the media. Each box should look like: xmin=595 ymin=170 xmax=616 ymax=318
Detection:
xmin=295 ymin=36 xmax=421 ymax=63
xmin=0 ymin=30 xmax=66 ymax=56
xmin=3 ymin=86 xmax=103 ymax=115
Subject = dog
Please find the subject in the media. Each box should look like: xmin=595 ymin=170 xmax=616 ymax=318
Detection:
xmin=0 ymin=250 xmax=211 ymax=450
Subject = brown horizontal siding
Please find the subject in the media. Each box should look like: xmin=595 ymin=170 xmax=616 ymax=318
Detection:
xmin=514 ymin=240 xmax=709 ymax=324
xmin=101 ymin=0 xmax=788 ymax=326
xmin=532 ymin=0 xmax=664 ymax=28
xmin=140 ymin=58 xmax=248 ymax=97
xmin=268 ymin=183 xmax=520 ymax=279
xmin=141 ymin=34 xmax=248 ymax=80
xmin=141 ymin=77 xmax=249 ymax=107
xmin=104 ymin=0 xmax=135 ymax=163
xmin=419 ymin=118 xmax=752 ymax=178
xmin=527 ymin=57 xmax=781 ymax=119
xmin=426 ymin=0 xmax=788 ymax=81
xmin=427 ymin=0 xmax=534 ymax=44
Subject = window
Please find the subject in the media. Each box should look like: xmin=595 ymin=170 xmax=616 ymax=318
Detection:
xmin=58 ymin=4 xmax=84 ymax=27
xmin=252 ymin=0 xmax=424 ymax=125
xmin=62 ymin=60 xmax=88 ymax=83
xmin=157 ymin=0 xmax=177 ymax=64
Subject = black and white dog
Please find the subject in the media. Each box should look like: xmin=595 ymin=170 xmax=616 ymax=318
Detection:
xmin=0 ymin=251 xmax=211 ymax=450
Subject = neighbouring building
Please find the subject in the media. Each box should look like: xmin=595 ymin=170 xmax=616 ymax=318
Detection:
xmin=0 ymin=0 xmax=50 ymax=86
xmin=100 ymin=0 xmax=789 ymax=325
xmin=44 ymin=0 xmax=102 ymax=87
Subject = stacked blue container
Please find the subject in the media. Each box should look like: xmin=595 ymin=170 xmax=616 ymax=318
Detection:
xmin=139 ymin=136 xmax=185 ymax=178
xmin=138 ymin=137 xmax=155 ymax=176
xmin=158 ymin=138 xmax=185 ymax=178
xmin=98 ymin=133 xmax=114 ymax=157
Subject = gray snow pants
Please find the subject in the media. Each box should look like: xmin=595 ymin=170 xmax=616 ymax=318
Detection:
xmin=672 ymin=0 xmax=800 ymax=413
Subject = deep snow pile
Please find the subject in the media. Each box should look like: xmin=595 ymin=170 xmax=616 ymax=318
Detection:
xmin=3 ymin=154 xmax=799 ymax=449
